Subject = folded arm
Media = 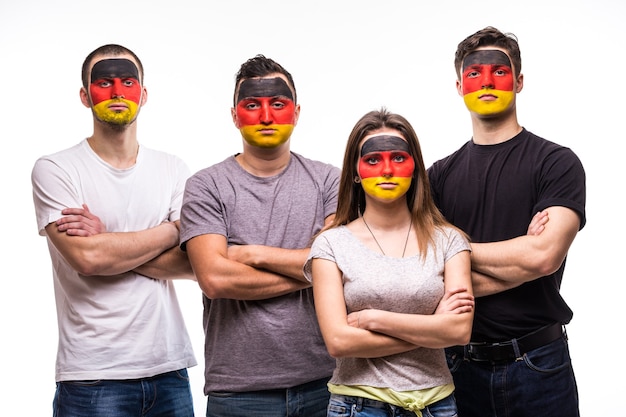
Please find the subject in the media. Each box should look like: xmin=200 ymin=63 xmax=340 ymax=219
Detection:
xmin=471 ymin=207 xmax=580 ymax=296
xmin=51 ymin=204 xmax=191 ymax=279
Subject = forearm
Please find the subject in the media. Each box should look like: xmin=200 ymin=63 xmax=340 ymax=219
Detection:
xmin=471 ymin=238 xmax=556 ymax=283
xmin=47 ymin=222 xmax=179 ymax=276
xmin=322 ymin=325 xmax=417 ymax=359
xmin=357 ymin=309 xmax=473 ymax=348
xmin=471 ymin=270 xmax=521 ymax=297
xmin=194 ymin=255 xmax=309 ymax=300
xmin=134 ymin=246 xmax=195 ymax=280
xmin=227 ymin=245 xmax=310 ymax=281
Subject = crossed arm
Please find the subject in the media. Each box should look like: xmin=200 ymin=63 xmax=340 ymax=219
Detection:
xmin=185 ymin=215 xmax=336 ymax=300
xmin=311 ymin=250 xmax=474 ymax=359
xmin=471 ymin=207 xmax=580 ymax=296
xmin=47 ymin=204 xmax=194 ymax=280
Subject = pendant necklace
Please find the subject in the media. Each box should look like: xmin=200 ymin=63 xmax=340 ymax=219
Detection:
xmin=362 ymin=216 xmax=413 ymax=257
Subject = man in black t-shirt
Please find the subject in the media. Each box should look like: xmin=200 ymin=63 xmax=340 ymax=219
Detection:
xmin=428 ymin=26 xmax=586 ymax=417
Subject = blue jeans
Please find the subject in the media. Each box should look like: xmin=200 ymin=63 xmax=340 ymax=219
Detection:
xmin=446 ymin=335 xmax=579 ymax=417
xmin=53 ymin=368 xmax=194 ymax=417
xmin=205 ymin=377 xmax=330 ymax=417
xmin=326 ymin=394 xmax=457 ymax=417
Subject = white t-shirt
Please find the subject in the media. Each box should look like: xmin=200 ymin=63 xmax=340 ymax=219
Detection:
xmin=32 ymin=139 xmax=197 ymax=381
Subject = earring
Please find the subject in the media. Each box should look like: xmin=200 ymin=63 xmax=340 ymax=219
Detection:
xmin=354 ymin=176 xmax=361 ymax=183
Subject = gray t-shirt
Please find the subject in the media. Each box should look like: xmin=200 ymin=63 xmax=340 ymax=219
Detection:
xmin=304 ymin=225 xmax=470 ymax=391
xmin=180 ymin=152 xmax=340 ymax=393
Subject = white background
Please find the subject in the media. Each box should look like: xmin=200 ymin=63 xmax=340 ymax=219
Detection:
xmin=1 ymin=0 xmax=623 ymax=415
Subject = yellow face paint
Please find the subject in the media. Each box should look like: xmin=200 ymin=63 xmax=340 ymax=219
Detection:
xmin=463 ymin=89 xmax=514 ymax=115
xmin=361 ymin=176 xmax=412 ymax=200
xmin=92 ymin=99 xmax=139 ymax=125
xmin=239 ymin=124 xmax=294 ymax=148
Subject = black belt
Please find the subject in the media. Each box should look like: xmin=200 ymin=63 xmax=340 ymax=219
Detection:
xmin=451 ymin=323 xmax=564 ymax=362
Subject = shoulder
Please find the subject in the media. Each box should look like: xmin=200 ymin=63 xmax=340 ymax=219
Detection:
xmin=290 ymin=152 xmax=341 ymax=175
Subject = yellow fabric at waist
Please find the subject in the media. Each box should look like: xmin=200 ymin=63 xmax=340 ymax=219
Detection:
xmin=328 ymin=383 xmax=454 ymax=416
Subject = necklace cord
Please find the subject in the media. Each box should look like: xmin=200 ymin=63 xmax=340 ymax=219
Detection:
xmin=362 ymin=217 xmax=413 ymax=257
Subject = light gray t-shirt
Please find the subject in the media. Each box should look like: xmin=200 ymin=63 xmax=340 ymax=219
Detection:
xmin=304 ymin=225 xmax=470 ymax=391
xmin=180 ymin=152 xmax=340 ymax=393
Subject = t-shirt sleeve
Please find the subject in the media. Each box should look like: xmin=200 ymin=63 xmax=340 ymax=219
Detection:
xmin=536 ymin=148 xmax=586 ymax=230
xmin=179 ymin=170 xmax=226 ymax=250
xmin=303 ymin=233 xmax=337 ymax=283
xmin=31 ymin=157 xmax=80 ymax=236
xmin=443 ymin=227 xmax=471 ymax=263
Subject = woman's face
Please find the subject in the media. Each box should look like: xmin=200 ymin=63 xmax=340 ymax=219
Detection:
xmin=357 ymin=129 xmax=415 ymax=201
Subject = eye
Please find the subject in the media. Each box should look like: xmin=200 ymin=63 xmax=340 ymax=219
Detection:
xmin=95 ymin=79 xmax=112 ymax=88
xmin=122 ymin=79 xmax=136 ymax=87
xmin=242 ymin=101 xmax=260 ymax=110
xmin=364 ymin=155 xmax=380 ymax=165
xmin=494 ymin=68 xmax=509 ymax=76
xmin=466 ymin=70 xmax=479 ymax=79
xmin=271 ymin=101 xmax=286 ymax=109
xmin=392 ymin=154 xmax=407 ymax=163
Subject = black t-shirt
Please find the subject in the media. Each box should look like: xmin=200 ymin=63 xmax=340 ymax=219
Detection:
xmin=428 ymin=128 xmax=586 ymax=341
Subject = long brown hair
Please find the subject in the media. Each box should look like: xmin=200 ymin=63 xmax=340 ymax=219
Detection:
xmin=327 ymin=107 xmax=463 ymax=259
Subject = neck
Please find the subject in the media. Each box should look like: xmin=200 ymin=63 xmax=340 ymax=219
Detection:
xmin=361 ymin=197 xmax=411 ymax=230
xmin=470 ymin=110 xmax=523 ymax=145
xmin=237 ymin=142 xmax=291 ymax=177
xmin=88 ymin=121 xmax=139 ymax=169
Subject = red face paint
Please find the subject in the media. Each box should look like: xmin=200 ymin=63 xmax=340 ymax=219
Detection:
xmin=89 ymin=58 xmax=142 ymax=105
xmin=461 ymin=50 xmax=514 ymax=95
xmin=235 ymin=96 xmax=296 ymax=127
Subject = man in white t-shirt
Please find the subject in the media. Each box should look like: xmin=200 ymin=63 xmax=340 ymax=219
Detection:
xmin=31 ymin=44 xmax=197 ymax=417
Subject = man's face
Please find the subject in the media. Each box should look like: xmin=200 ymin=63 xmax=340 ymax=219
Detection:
xmin=233 ymin=76 xmax=298 ymax=148
xmin=460 ymin=49 xmax=515 ymax=116
xmin=357 ymin=134 xmax=415 ymax=200
xmin=88 ymin=58 xmax=142 ymax=126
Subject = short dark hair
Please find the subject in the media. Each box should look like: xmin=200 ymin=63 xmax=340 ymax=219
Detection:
xmin=454 ymin=26 xmax=522 ymax=80
xmin=81 ymin=44 xmax=144 ymax=89
xmin=233 ymin=54 xmax=297 ymax=106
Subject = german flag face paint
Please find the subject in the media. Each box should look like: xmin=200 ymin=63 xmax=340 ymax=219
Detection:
xmin=461 ymin=49 xmax=515 ymax=116
xmin=358 ymin=135 xmax=415 ymax=201
xmin=89 ymin=58 xmax=142 ymax=125
xmin=234 ymin=77 xmax=297 ymax=148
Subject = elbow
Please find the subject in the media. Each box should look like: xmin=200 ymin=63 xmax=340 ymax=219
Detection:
xmin=69 ymin=249 xmax=106 ymax=276
xmin=447 ymin=315 xmax=473 ymax=346
xmin=532 ymin=252 xmax=566 ymax=277
xmin=323 ymin=336 xmax=352 ymax=359
xmin=197 ymin=273 xmax=225 ymax=299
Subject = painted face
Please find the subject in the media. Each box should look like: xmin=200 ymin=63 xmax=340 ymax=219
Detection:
xmin=234 ymin=77 xmax=297 ymax=148
xmin=358 ymin=135 xmax=415 ymax=200
xmin=89 ymin=58 xmax=142 ymax=125
xmin=461 ymin=49 xmax=515 ymax=115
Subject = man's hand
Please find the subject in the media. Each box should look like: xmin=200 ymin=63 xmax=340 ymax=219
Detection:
xmin=527 ymin=210 xmax=549 ymax=236
xmin=56 ymin=204 xmax=106 ymax=236
xmin=434 ymin=287 xmax=474 ymax=314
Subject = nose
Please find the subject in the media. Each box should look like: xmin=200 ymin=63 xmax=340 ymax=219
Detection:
xmin=480 ymin=71 xmax=495 ymax=90
xmin=111 ymin=79 xmax=125 ymax=99
xmin=381 ymin=158 xmax=393 ymax=178
xmin=260 ymin=102 xmax=272 ymax=125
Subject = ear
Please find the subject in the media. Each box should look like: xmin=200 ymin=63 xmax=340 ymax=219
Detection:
xmin=140 ymin=86 xmax=148 ymax=106
xmin=515 ymin=73 xmax=524 ymax=93
xmin=231 ymin=107 xmax=240 ymax=128
xmin=456 ymin=79 xmax=463 ymax=97
xmin=79 ymin=87 xmax=91 ymax=108
xmin=292 ymin=104 xmax=301 ymax=126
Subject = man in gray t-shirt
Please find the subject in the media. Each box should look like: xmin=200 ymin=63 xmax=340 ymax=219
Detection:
xmin=180 ymin=55 xmax=340 ymax=417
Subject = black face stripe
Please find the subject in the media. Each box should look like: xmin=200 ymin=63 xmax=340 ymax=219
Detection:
xmin=236 ymin=78 xmax=293 ymax=103
xmin=361 ymin=135 xmax=409 ymax=156
xmin=91 ymin=58 xmax=139 ymax=82
xmin=462 ymin=50 xmax=511 ymax=70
